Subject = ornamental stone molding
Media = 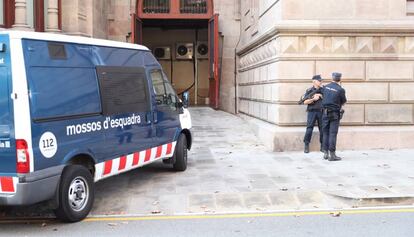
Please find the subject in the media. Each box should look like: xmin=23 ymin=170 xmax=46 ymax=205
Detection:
xmin=281 ymin=36 xmax=298 ymax=53
xmin=406 ymin=37 xmax=414 ymax=53
xmin=239 ymin=35 xmax=414 ymax=69
xmin=332 ymin=37 xmax=349 ymax=54
xmin=306 ymin=37 xmax=324 ymax=54
xmin=380 ymin=37 xmax=398 ymax=54
xmin=355 ymin=37 xmax=373 ymax=53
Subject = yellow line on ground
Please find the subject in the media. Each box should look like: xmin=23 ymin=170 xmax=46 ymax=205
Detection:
xmin=83 ymin=207 xmax=414 ymax=222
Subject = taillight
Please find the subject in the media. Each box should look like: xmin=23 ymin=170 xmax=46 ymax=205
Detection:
xmin=16 ymin=139 xmax=30 ymax=173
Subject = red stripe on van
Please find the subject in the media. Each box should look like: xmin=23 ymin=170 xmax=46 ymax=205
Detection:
xmin=166 ymin=143 xmax=173 ymax=155
xmin=132 ymin=152 xmax=140 ymax=166
xmin=0 ymin=177 xmax=14 ymax=192
xmin=144 ymin=149 xmax=151 ymax=162
xmin=103 ymin=160 xmax=113 ymax=175
xmin=119 ymin=156 xmax=127 ymax=171
xmin=156 ymin=146 xmax=162 ymax=158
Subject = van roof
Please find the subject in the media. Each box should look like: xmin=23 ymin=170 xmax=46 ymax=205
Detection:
xmin=0 ymin=31 xmax=149 ymax=51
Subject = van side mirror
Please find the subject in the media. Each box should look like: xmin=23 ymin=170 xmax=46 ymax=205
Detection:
xmin=182 ymin=91 xmax=189 ymax=108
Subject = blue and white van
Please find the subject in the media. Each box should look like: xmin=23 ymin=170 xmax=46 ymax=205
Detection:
xmin=0 ymin=31 xmax=192 ymax=222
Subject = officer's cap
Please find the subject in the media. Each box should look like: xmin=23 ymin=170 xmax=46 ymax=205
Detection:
xmin=332 ymin=72 xmax=342 ymax=81
xmin=312 ymin=75 xmax=322 ymax=81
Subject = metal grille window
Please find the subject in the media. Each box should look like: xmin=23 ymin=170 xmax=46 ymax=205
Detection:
xmin=143 ymin=0 xmax=170 ymax=13
xmin=180 ymin=0 xmax=207 ymax=14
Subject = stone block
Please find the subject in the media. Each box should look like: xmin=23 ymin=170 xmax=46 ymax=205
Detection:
xmin=254 ymin=68 xmax=260 ymax=82
xmin=239 ymin=99 xmax=248 ymax=113
xmin=253 ymin=101 xmax=261 ymax=117
xmin=341 ymin=104 xmax=364 ymax=124
xmin=268 ymin=104 xmax=278 ymax=124
xmin=263 ymin=84 xmax=272 ymax=101
xmin=278 ymin=83 xmax=312 ymax=102
xmin=257 ymin=85 xmax=265 ymax=100
xmin=276 ymin=61 xmax=315 ymax=80
xmin=343 ymin=83 xmax=388 ymax=102
xmin=278 ymin=105 xmax=307 ymax=125
xmin=248 ymin=70 xmax=254 ymax=83
xmin=355 ymin=0 xmax=388 ymax=19
xmin=367 ymin=61 xmax=414 ymax=80
xmin=271 ymin=84 xmax=279 ymax=102
xmin=260 ymin=103 xmax=268 ymax=120
xmin=366 ymin=104 xmax=413 ymax=124
xmin=316 ymin=61 xmax=365 ymax=80
xmin=268 ymin=62 xmax=278 ymax=80
xmin=260 ymin=66 xmax=268 ymax=82
xmin=390 ymin=83 xmax=414 ymax=102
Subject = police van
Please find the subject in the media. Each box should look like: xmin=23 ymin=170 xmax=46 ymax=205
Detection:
xmin=0 ymin=31 xmax=192 ymax=222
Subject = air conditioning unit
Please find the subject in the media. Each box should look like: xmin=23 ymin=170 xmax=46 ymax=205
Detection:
xmin=175 ymin=43 xmax=193 ymax=60
xmin=153 ymin=47 xmax=171 ymax=60
xmin=196 ymin=41 xmax=208 ymax=59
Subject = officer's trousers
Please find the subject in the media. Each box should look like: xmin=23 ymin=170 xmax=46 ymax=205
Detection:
xmin=303 ymin=110 xmax=323 ymax=145
xmin=322 ymin=111 xmax=340 ymax=152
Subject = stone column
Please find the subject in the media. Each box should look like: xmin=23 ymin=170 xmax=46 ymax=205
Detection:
xmin=13 ymin=0 xmax=30 ymax=29
xmin=46 ymin=0 xmax=61 ymax=32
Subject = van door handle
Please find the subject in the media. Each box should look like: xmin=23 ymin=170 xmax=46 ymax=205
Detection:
xmin=145 ymin=112 xmax=152 ymax=124
xmin=153 ymin=112 xmax=158 ymax=123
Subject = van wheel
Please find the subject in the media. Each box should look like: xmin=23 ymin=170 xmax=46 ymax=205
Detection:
xmin=54 ymin=165 xmax=95 ymax=222
xmin=173 ymin=134 xmax=187 ymax=171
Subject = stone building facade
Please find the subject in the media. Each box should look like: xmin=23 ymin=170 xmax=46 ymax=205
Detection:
xmin=237 ymin=0 xmax=414 ymax=151
xmin=2 ymin=0 xmax=414 ymax=151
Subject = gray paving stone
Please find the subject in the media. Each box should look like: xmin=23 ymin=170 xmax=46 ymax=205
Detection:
xmin=243 ymin=193 xmax=272 ymax=208
xmin=215 ymin=193 xmax=244 ymax=210
xmin=268 ymin=192 xmax=300 ymax=208
xmin=188 ymin=194 xmax=216 ymax=210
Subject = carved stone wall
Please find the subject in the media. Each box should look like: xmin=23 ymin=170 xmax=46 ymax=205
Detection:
xmin=238 ymin=32 xmax=414 ymax=127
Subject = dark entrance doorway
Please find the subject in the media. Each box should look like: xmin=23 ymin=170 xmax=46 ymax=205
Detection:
xmin=132 ymin=0 xmax=220 ymax=109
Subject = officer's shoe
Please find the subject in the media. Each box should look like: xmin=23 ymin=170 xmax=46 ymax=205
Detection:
xmin=304 ymin=143 xmax=310 ymax=153
xmin=323 ymin=151 xmax=329 ymax=160
xmin=328 ymin=151 xmax=342 ymax=161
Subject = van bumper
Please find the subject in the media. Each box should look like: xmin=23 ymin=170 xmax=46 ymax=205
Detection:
xmin=0 ymin=165 xmax=63 ymax=206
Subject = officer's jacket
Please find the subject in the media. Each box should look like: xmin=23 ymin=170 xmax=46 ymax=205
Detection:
xmin=303 ymin=87 xmax=323 ymax=111
xmin=321 ymin=82 xmax=347 ymax=111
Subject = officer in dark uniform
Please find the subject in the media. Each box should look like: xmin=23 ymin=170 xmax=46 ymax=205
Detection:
xmin=321 ymin=72 xmax=347 ymax=161
xmin=302 ymin=75 xmax=323 ymax=153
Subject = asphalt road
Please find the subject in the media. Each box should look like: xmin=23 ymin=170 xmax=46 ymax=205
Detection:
xmin=1 ymin=207 xmax=414 ymax=237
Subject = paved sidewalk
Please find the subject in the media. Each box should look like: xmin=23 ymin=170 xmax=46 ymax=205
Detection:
xmin=2 ymin=107 xmax=414 ymax=218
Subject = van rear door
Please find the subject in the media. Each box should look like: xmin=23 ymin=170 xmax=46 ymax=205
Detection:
xmin=0 ymin=34 xmax=16 ymax=174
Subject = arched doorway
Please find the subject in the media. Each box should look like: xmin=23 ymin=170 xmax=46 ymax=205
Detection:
xmin=132 ymin=0 xmax=219 ymax=109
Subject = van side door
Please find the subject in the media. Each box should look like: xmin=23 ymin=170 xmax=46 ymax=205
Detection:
xmin=148 ymin=69 xmax=181 ymax=147
xmin=96 ymin=66 xmax=154 ymax=160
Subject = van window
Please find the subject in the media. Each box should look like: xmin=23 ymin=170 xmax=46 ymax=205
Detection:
xmin=96 ymin=66 xmax=150 ymax=115
xmin=28 ymin=67 xmax=101 ymax=121
xmin=149 ymin=69 xmax=177 ymax=111
xmin=150 ymin=70 xmax=166 ymax=105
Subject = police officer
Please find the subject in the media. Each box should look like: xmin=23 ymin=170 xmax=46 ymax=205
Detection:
xmin=302 ymin=75 xmax=323 ymax=153
xmin=321 ymin=72 xmax=347 ymax=161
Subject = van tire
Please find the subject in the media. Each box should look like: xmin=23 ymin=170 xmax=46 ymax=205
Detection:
xmin=54 ymin=165 xmax=95 ymax=222
xmin=173 ymin=134 xmax=187 ymax=171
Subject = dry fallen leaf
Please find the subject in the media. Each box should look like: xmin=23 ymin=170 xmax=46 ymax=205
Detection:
xmin=330 ymin=212 xmax=341 ymax=217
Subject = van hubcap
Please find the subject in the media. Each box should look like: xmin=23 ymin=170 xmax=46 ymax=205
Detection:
xmin=68 ymin=177 xmax=88 ymax=211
